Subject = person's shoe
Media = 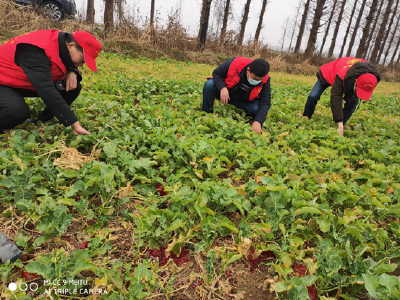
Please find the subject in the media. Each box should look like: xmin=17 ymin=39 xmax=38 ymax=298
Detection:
xmin=0 ymin=130 xmax=5 ymax=141
xmin=0 ymin=232 xmax=23 ymax=263
xmin=28 ymin=119 xmax=38 ymax=125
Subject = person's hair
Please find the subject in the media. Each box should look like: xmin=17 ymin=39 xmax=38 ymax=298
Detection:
xmin=65 ymin=34 xmax=83 ymax=52
xmin=248 ymin=59 xmax=270 ymax=77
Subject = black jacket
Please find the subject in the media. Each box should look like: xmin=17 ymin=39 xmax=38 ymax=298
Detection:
xmin=14 ymin=32 xmax=82 ymax=127
xmin=212 ymin=58 xmax=271 ymax=125
xmin=318 ymin=61 xmax=381 ymax=123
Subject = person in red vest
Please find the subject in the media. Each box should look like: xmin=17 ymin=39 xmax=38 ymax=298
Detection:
xmin=302 ymin=57 xmax=380 ymax=136
xmin=202 ymin=57 xmax=271 ymax=133
xmin=0 ymin=30 xmax=102 ymax=140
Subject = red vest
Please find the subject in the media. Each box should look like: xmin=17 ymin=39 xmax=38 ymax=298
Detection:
xmin=320 ymin=57 xmax=367 ymax=86
xmin=224 ymin=57 xmax=270 ymax=101
xmin=0 ymin=30 xmax=66 ymax=91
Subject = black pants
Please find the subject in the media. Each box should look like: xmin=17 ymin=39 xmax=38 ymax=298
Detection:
xmin=0 ymin=83 xmax=81 ymax=131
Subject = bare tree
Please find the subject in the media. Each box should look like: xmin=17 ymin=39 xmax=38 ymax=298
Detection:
xmin=389 ymin=34 xmax=400 ymax=66
xmin=346 ymin=0 xmax=366 ymax=57
xmin=86 ymin=0 xmax=95 ymax=24
xmin=319 ymin=0 xmax=338 ymax=55
xmin=397 ymin=50 xmax=400 ymax=68
xmin=356 ymin=0 xmax=379 ymax=57
xmin=254 ymin=0 xmax=268 ymax=44
xmin=377 ymin=0 xmax=399 ymax=62
xmin=281 ymin=17 xmax=290 ymax=52
xmin=288 ymin=1 xmax=303 ymax=52
xmin=198 ymin=0 xmax=212 ymax=49
xmin=238 ymin=0 xmax=252 ymax=45
xmin=210 ymin=0 xmax=224 ymax=38
xmin=116 ymin=0 xmax=125 ymax=25
xmin=365 ymin=0 xmax=385 ymax=59
xmin=383 ymin=10 xmax=400 ymax=64
xmin=294 ymin=0 xmax=311 ymax=53
xmin=104 ymin=0 xmax=114 ymax=33
xmin=304 ymin=0 xmax=326 ymax=58
xmin=370 ymin=0 xmax=394 ymax=63
xmin=328 ymin=0 xmax=346 ymax=57
xmin=220 ymin=0 xmax=231 ymax=43
xmin=150 ymin=0 xmax=155 ymax=27
xmin=339 ymin=0 xmax=357 ymax=57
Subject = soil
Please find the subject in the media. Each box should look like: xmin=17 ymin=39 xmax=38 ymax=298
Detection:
xmin=232 ymin=267 xmax=275 ymax=300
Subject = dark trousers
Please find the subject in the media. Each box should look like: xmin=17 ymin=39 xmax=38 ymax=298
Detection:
xmin=303 ymin=78 xmax=359 ymax=125
xmin=201 ymin=79 xmax=259 ymax=119
xmin=0 ymin=83 xmax=81 ymax=131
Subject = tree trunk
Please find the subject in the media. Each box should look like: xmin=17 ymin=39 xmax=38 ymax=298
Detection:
xmin=346 ymin=0 xmax=366 ymax=57
xmin=328 ymin=0 xmax=346 ymax=57
xmin=356 ymin=0 xmax=379 ymax=57
xmin=304 ymin=0 xmax=326 ymax=58
xmin=198 ymin=0 xmax=212 ymax=49
xmin=150 ymin=0 xmax=155 ymax=27
xmin=369 ymin=0 xmax=394 ymax=63
xmin=319 ymin=0 xmax=337 ymax=55
xmin=389 ymin=34 xmax=400 ymax=67
xmin=254 ymin=0 xmax=268 ymax=44
xmin=117 ymin=0 xmax=124 ymax=25
xmin=383 ymin=11 xmax=400 ymax=64
xmin=364 ymin=1 xmax=385 ymax=59
xmin=365 ymin=0 xmax=384 ymax=59
xmin=281 ymin=17 xmax=290 ymax=52
xmin=294 ymin=0 xmax=311 ymax=53
xmin=377 ymin=0 xmax=399 ymax=62
xmin=220 ymin=0 xmax=231 ymax=43
xmin=104 ymin=0 xmax=114 ymax=33
xmin=339 ymin=0 xmax=357 ymax=57
xmin=396 ymin=50 xmax=400 ymax=68
xmin=86 ymin=0 xmax=95 ymax=24
xmin=237 ymin=0 xmax=251 ymax=45
xmin=288 ymin=1 xmax=302 ymax=53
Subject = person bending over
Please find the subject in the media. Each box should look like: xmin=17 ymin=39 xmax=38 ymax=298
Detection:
xmin=302 ymin=57 xmax=380 ymax=136
xmin=0 ymin=30 xmax=102 ymax=139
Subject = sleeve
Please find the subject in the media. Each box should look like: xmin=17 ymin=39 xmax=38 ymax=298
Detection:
xmin=330 ymin=75 xmax=345 ymax=123
xmin=15 ymin=44 xmax=78 ymax=127
xmin=212 ymin=58 xmax=235 ymax=92
xmin=253 ymin=77 xmax=271 ymax=125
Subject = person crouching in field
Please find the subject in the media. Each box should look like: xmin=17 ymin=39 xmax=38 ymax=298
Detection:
xmin=202 ymin=57 xmax=271 ymax=133
xmin=0 ymin=30 xmax=102 ymax=139
xmin=302 ymin=57 xmax=380 ymax=136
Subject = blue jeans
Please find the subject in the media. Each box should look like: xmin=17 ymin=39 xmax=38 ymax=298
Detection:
xmin=201 ymin=79 xmax=259 ymax=119
xmin=303 ymin=78 xmax=359 ymax=125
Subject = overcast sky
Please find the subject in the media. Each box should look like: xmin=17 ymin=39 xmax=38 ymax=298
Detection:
xmin=74 ymin=0 xmax=300 ymax=50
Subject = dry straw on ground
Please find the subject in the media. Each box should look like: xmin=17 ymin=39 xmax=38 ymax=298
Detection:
xmin=53 ymin=141 xmax=98 ymax=170
xmin=33 ymin=140 xmax=100 ymax=170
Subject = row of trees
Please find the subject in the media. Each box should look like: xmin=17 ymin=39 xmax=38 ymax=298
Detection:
xmin=198 ymin=0 xmax=269 ymax=48
xmin=88 ymin=0 xmax=271 ymax=48
xmin=86 ymin=0 xmax=400 ymax=67
xmin=290 ymin=0 xmax=400 ymax=66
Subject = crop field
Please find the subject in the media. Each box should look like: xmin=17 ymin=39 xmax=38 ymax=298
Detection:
xmin=1 ymin=54 xmax=400 ymax=300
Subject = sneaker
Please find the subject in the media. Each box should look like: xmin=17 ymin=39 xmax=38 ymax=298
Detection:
xmin=28 ymin=119 xmax=38 ymax=125
xmin=0 ymin=232 xmax=23 ymax=263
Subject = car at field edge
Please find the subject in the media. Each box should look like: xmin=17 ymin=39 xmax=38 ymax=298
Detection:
xmin=12 ymin=0 xmax=76 ymax=21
